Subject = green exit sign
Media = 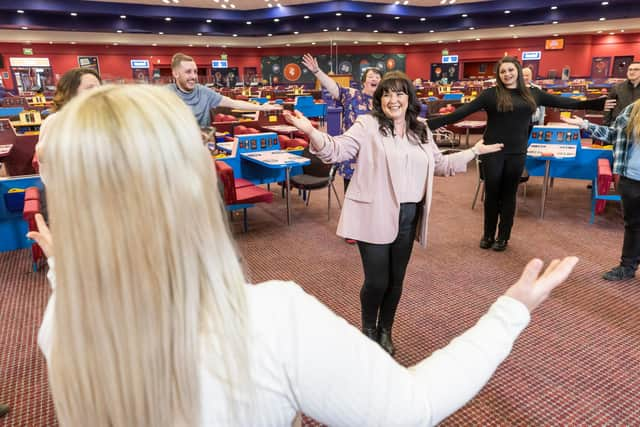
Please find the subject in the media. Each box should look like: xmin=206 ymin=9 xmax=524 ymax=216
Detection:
xmin=220 ymin=53 xmax=228 ymax=60
xmin=441 ymin=49 xmax=448 ymax=56
xmin=23 ymin=47 xmax=33 ymax=55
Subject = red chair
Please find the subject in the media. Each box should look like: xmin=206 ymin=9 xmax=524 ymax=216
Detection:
xmin=234 ymin=125 xmax=248 ymax=135
xmin=214 ymin=161 xmax=273 ymax=231
xmin=246 ymin=127 xmax=260 ymax=134
xmin=23 ymin=187 xmax=44 ymax=271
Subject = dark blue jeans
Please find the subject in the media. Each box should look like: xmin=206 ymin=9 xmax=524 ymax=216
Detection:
xmin=357 ymin=203 xmax=419 ymax=330
xmin=618 ymin=176 xmax=640 ymax=270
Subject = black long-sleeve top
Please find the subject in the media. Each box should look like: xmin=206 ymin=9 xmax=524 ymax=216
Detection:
xmin=427 ymin=87 xmax=606 ymax=154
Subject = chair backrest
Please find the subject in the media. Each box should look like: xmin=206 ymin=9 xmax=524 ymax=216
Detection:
xmin=300 ymin=147 xmax=333 ymax=178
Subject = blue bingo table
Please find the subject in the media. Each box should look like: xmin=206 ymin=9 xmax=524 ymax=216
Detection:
xmin=526 ymin=125 xmax=613 ymax=219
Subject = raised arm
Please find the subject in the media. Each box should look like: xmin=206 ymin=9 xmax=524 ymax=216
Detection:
xmin=283 ymin=109 xmax=365 ymax=163
xmin=219 ymin=96 xmax=282 ymax=112
xmin=534 ymin=88 xmax=607 ymax=111
xmin=283 ymin=257 xmax=577 ymax=426
xmin=302 ymin=53 xmax=340 ymax=99
xmin=427 ymin=91 xmax=488 ymax=130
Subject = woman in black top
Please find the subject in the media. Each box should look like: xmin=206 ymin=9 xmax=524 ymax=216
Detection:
xmin=428 ymin=56 xmax=607 ymax=251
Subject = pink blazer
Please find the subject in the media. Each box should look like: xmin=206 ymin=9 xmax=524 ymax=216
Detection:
xmin=310 ymin=114 xmax=475 ymax=247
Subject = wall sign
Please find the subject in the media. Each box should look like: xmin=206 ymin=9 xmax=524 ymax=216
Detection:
xmin=522 ymin=51 xmax=541 ymax=61
xmin=78 ymin=56 xmax=100 ymax=73
xmin=130 ymin=59 xmax=150 ymax=69
xmin=22 ymin=48 xmax=33 ymax=55
xmin=9 ymin=57 xmax=50 ymax=67
xmin=442 ymin=55 xmax=459 ymax=64
xmin=212 ymin=60 xmax=228 ymax=68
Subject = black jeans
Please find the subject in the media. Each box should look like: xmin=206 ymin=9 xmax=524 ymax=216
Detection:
xmin=618 ymin=176 xmax=640 ymax=270
xmin=481 ymin=152 xmax=526 ymax=241
xmin=357 ymin=203 xmax=419 ymax=330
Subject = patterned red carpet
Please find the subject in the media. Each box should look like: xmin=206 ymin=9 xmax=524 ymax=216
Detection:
xmin=1 ymin=159 xmax=639 ymax=425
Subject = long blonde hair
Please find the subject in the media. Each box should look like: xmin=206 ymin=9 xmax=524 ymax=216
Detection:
xmin=40 ymin=85 xmax=249 ymax=426
xmin=626 ymin=98 xmax=640 ymax=142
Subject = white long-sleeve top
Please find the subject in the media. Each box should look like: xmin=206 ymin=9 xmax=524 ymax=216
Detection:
xmin=39 ymin=259 xmax=530 ymax=426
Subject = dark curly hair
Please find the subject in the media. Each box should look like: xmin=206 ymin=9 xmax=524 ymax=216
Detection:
xmin=51 ymin=68 xmax=102 ymax=112
xmin=371 ymin=71 xmax=428 ymax=143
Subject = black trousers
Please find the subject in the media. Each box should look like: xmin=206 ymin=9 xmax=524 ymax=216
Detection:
xmin=481 ymin=152 xmax=526 ymax=241
xmin=357 ymin=203 xmax=419 ymax=330
xmin=618 ymin=176 xmax=640 ymax=270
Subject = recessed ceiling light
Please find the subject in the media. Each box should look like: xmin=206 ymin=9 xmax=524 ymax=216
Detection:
xmin=621 ymin=29 xmax=625 ymax=32
xmin=336 ymin=12 xmax=342 ymax=16
xmin=120 ymin=15 xmax=126 ymax=19
xmin=475 ymin=38 xmax=480 ymax=40
xmin=221 ymin=4 xmax=226 ymax=8
xmin=49 ymin=41 xmax=53 ymax=44
xmin=366 ymin=14 xmax=372 ymax=18
xmin=188 ymin=44 xmax=193 ymax=47
xmin=373 ymin=29 xmax=379 ymax=33
xmin=469 ymin=27 xmax=475 ymax=30
xmin=70 ymin=41 xmax=76 ymax=44
xmin=420 ymin=17 xmax=426 ymax=21
xmin=152 ymin=43 xmax=157 ymax=46
xmin=268 ymin=3 xmax=272 ymax=7
xmin=257 ymin=46 xmax=261 ymax=48
xmin=429 ymin=29 xmax=434 ymax=33
xmin=395 ymin=16 xmax=400 ymax=20
xmin=304 ymin=16 xmax=310 ymax=19
xmin=398 ymin=30 xmax=403 ymax=34
xmin=597 ymin=30 xmax=603 ymax=33
xmin=346 ymin=28 xmax=352 ymax=32
xmin=377 ymin=41 xmax=382 ymax=45
xmin=461 ymin=14 xmax=468 ymax=18
xmin=267 ymin=33 xmax=273 ymax=36
xmin=601 ymin=1 xmax=609 ymax=4
xmin=457 ymin=39 xmax=461 ymax=42
xmin=438 ymin=40 xmax=443 ymax=43
xmin=311 ymin=42 xmax=316 ymax=45
xmin=323 ymin=28 xmax=328 ymax=32
xmin=553 ymin=33 xmax=559 ymax=36
xmin=246 ymin=21 xmax=252 ymax=25
xmin=206 ymin=19 xmax=212 ymax=23
xmin=405 ymin=42 xmax=410 ymax=46
xmin=293 ymin=31 xmax=299 ymax=34
xmin=509 ymin=24 xmax=515 ymax=27
xmin=354 ymin=41 xmax=359 ymax=44
xmin=513 ymin=35 xmax=518 ymax=38
xmin=21 ymin=26 xmax=28 ymax=30
xmin=286 ymin=43 xmax=291 ymax=47
xmin=230 ymin=4 xmax=236 ymax=8
xmin=449 ymin=0 xmax=456 ymax=3
xmin=116 ymin=29 xmax=123 ymax=33
xmin=17 ymin=9 xmax=24 ymax=13
xmin=158 ymin=31 xmax=164 ymax=34
xmin=162 ymin=0 xmax=170 ymax=3
xmin=336 ymin=27 xmax=340 ymax=31
xmin=233 ymin=33 xmax=238 ymax=36
xmin=273 ymin=18 xmax=280 ymax=22
xmin=278 ymin=3 xmax=282 ymax=7
xmin=165 ymin=17 xmax=171 ymax=21
xmin=550 ymin=5 xmax=558 ymax=10
xmin=599 ymin=17 xmax=606 ymax=21
xmin=504 ymin=10 xmax=510 ymax=14
xmin=552 ymin=21 xmax=558 ymax=24
xmin=197 ymin=32 xmax=202 ymax=36
xmin=172 ymin=0 xmax=179 ymax=3
xmin=222 ymin=45 xmax=226 ymax=48
xmin=394 ymin=1 xmax=400 ymax=4
xmin=403 ymin=0 xmax=409 ymax=4
xmin=609 ymin=32 xmax=615 ymax=35
xmin=206 ymin=44 xmax=210 ymax=47
xmin=70 ymin=12 xmax=78 ymax=16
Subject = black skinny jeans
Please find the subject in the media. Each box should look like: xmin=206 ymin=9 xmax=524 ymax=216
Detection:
xmin=480 ymin=152 xmax=526 ymax=241
xmin=357 ymin=203 xmax=419 ymax=330
xmin=618 ymin=176 xmax=640 ymax=270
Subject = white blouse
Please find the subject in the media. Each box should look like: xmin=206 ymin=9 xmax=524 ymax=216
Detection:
xmin=384 ymin=134 xmax=429 ymax=203
xmin=39 ymin=259 xmax=530 ymax=426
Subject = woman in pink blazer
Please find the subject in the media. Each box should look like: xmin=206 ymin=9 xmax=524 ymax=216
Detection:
xmin=285 ymin=72 xmax=502 ymax=354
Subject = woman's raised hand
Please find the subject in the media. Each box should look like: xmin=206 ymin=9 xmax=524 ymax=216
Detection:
xmin=560 ymin=115 xmax=587 ymax=128
xmin=473 ymin=138 xmax=504 ymax=155
xmin=505 ymin=257 xmax=579 ymax=312
xmin=301 ymin=54 xmax=320 ymax=74
xmin=283 ymin=110 xmax=315 ymax=135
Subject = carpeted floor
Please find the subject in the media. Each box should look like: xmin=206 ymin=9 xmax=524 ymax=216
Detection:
xmin=1 ymin=149 xmax=639 ymax=425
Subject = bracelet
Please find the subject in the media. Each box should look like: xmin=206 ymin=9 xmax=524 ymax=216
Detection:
xmin=313 ymin=69 xmax=320 ymax=74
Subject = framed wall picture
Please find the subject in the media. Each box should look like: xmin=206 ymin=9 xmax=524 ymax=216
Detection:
xmin=612 ymin=56 xmax=635 ymax=78
xmin=78 ymin=56 xmax=99 ymax=74
xmin=591 ymin=57 xmax=611 ymax=79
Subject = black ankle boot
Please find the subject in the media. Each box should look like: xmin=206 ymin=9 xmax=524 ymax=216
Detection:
xmin=479 ymin=236 xmax=495 ymax=249
xmin=378 ymin=328 xmax=395 ymax=355
xmin=362 ymin=327 xmax=379 ymax=342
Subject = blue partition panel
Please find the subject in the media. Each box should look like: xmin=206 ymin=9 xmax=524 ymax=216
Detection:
xmin=0 ymin=176 xmax=43 ymax=252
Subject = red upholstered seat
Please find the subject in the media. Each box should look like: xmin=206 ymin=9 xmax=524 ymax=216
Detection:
xmin=234 ymin=125 xmax=248 ymax=135
xmin=236 ymin=185 xmax=273 ymax=204
xmin=22 ymin=187 xmax=44 ymax=271
xmin=235 ymin=178 xmax=255 ymax=188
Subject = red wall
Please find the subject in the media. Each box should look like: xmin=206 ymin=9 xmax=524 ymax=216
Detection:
xmin=1 ymin=32 xmax=638 ymax=91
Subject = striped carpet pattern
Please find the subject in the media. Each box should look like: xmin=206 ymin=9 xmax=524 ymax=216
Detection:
xmin=1 ymin=154 xmax=639 ymax=425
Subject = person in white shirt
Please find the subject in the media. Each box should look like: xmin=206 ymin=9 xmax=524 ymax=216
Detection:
xmin=30 ymin=84 xmax=579 ymax=427
xmin=522 ymin=67 xmax=545 ymax=126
